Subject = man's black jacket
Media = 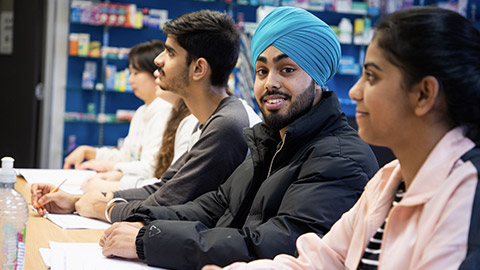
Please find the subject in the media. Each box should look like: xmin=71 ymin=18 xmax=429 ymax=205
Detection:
xmin=127 ymin=91 xmax=379 ymax=269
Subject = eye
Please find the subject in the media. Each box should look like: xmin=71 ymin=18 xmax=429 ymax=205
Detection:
xmin=255 ymin=68 xmax=267 ymax=77
xmin=364 ymin=70 xmax=376 ymax=84
xmin=282 ymin=67 xmax=295 ymax=73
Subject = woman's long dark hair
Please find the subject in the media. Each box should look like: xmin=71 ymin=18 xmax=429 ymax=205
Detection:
xmin=374 ymin=7 xmax=480 ymax=144
xmin=154 ymin=99 xmax=191 ymax=178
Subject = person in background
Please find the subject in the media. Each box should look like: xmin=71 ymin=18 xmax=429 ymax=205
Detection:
xmin=31 ymin=10 xmax=261 ymax=223
xmin=98 ymin=7 xmax=378 ymax=269
xmin=208 ymin=7 xmax=480 ymax=270
xmin=63 ymin=40 xmax=177 ymax=182
xmin=81 ymin=89 xmax=198 ymax=192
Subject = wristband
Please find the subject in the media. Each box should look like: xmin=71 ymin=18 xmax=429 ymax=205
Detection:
xmin=105 ymin=198 xmax=127 ymax=223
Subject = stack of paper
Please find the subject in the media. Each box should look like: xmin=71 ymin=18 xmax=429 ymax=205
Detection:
xmin=41 ymin=242 xmax=163 ymax=269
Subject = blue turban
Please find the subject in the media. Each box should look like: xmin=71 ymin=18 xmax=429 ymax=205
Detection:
xmin=251 ymin=7 xmax=341 ymax=87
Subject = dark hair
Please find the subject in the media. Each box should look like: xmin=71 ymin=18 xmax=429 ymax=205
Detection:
xmin=128 ymin=40 xmax=165 ymax=75
xmin=374 ymin=7 xmax=480 ymax=144
xmin=162 ymin=10 xmax=240 ymax=86
xmin=154 ymin=99 xmax=191 ymax=178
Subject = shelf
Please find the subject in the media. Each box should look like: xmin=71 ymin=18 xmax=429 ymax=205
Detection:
xmin=65 ymin=119 xmax=130 ymax=124
xmin=69 ymin=55 xmax=128 ymax=61
xmin=64 ymin=112 xmax=131 ymax=124
xmin=66 ymin=85 xmax=135 ymax=94
xmin=71 ymin=21 xmax=163 ymax=32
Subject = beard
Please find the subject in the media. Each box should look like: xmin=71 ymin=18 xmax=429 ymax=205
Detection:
xmin=156 ymin=67 xmax=190 ymax=96
xmin=260 ymin=80 xmax=315 ymax=131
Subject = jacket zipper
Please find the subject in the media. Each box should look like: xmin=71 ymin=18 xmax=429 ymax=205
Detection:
xmin=267 ymin=133 xmax=287 ymax=177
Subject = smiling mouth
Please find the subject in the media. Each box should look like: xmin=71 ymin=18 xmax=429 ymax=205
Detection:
xmin=265 ymin=98 xmax=286 ymax=104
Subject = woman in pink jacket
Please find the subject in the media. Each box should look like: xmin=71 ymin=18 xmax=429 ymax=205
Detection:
xmin=207 ymin=6 xmax=480 ymax=270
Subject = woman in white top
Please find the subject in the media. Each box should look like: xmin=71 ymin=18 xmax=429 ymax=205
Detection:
xmin=64 ymin=40 xmax=173 ymax=180
xmin=82 ymin=93 xmax=199 ymax=192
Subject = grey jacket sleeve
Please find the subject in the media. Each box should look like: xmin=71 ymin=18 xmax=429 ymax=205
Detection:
xmin=110 ymin=114 xmax=248 ymax=223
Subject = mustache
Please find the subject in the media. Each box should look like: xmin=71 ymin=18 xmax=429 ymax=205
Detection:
xmin=156 ymin=68 xmax=165 ymax=77
xmin=260 ymin=89 xmax=291 ymax=101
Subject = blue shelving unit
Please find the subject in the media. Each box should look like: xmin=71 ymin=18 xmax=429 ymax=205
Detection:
xmin=65 ymin=0 xmax=479 ymax=160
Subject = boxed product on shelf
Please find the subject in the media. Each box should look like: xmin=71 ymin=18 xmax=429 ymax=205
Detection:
xmin=69 ymin=33 xmax=79 ymax=56
xmin=147 ymin=9 xmax=169 ymax=29
xmin=309 ymin=0 xmax=326 ymax=11
xmin=70 ymin=0 xmax=137 ymax=28
xmin=81 ymin=61 xmax=97 ymax=90
xmin=338 ymin=55 xmax=360 ymax=75
xmin=88 ymin=41 xmax=101 ymax=57
xmin=336 ymin=0 xmax=352 ymax=13
xmin=101 ymin=46 xmax=130 ymax=59
xmin=116 ymin=109 xmax=135 ymax=122
xmin=77 ymin=33 xmax=90 ymax=56
xmin=351 ymin=1 xmax=368 ymax=14
xmin=105 ymin=65 xmax=117 ymax=91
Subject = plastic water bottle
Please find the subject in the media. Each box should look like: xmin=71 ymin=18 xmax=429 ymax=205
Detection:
xmin=0 ymin=157 xmax=28 ymax=270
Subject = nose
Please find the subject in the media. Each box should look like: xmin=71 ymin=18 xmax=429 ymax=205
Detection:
xmin=264 ymin=71 xmax=281 ymax=91
xmin=349 ymin=77 xmax=363 ymax=102
xmin=154 ymin=51 xmax=164 ymax=67
xmin=128 ymin=72 xmax=134 ymax=84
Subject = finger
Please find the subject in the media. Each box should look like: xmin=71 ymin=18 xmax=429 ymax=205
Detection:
xmin=37 ymin=207 xmax=48 ymax=216
xmin=102 ymin=223 xmax=118 ymax=240
xmin=37 ymin=193 xmax=55 ymax=208
xmin=99 ymin=233 xmax=106 ymax=247
xmin=63 ymin=162 xmax=71 ymax=169
xmin=102 ymin=244 xmax=116 ymax=258
xmin=31 ymin=184 xmax=39 ymax=206
xmin=74 ymin=161 xmax=83 ymax=170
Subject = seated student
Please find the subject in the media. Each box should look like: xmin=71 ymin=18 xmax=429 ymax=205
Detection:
xmin=63 ymin=40 xmax=174 ymax=181
xmin=97 ymin=7 xmax=379 ymax=269
xmin=81 ymin=92 xmax=198 ymax=192
xmin=210 ymin=7 xmax=480 ymax=270
xmin=31 ymin=10 xmax=261 ymax=221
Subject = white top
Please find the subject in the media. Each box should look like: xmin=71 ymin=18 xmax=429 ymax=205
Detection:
xmin=95 ymin=97 xmax=172 ymax=178
xmin=118 ymin=114 xmax=199 ymax=190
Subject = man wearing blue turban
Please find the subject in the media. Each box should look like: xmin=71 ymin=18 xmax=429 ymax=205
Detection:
xmin=96 ymin=7 xmax=378 ymax=269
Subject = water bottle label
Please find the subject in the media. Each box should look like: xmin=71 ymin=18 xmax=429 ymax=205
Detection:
xmin=1 ymin=223 xmax=26 ymax=270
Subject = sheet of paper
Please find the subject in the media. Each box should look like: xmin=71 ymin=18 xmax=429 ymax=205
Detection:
xmin=39 ymin=248 xmax=51 ymax=269
xmin=44 ymin=212 xmax=111 ymax=230
xmin=49 ymin=242 xmax=163 ymax=270
xmin=31 ymin=206 xmax=110 ymax=230
xmin=17 ymin=169 xmax=96 ymax=195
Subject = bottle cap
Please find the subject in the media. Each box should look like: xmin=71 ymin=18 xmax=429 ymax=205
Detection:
xmin=0 ymin=156 xmax=16 ymax=184
xmin=2 ymin=156 xmax=14 ymax=169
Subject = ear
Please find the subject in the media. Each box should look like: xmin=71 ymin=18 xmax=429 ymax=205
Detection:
xmin=414 ymin=75 xmax=440 ymax=116
xmin=313 ymin=82 xmax=323 ymax=104
xmin=191 ymin=57 xmax=209 ymax=82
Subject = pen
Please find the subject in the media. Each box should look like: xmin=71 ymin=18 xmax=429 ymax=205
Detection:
xmin=35 ymin=178 xmax=67 ymax=208
xmin=50 ymin=178 xmax=68 ymax=194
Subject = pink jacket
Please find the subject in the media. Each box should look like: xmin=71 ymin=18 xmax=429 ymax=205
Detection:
xmin=225 ymin=127 xmax=477 ymax=270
